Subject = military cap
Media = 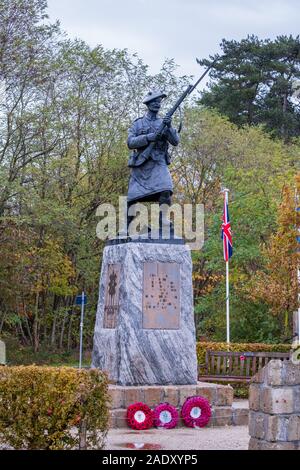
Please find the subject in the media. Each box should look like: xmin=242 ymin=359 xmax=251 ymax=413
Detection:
xmin=142 ymin=89 xmax=167 ymax=104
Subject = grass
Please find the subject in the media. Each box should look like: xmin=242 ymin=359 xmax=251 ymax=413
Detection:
xmin=218 ymin=381 xmax=249 ymax=399
xmin=2 ymin=334 xmax=91 ymax=368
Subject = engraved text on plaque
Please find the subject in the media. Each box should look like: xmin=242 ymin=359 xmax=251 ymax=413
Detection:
xmin=143 ymin=262 xmax=180 ymax=329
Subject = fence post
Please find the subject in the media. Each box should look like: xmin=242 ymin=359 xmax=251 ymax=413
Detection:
xmin=79 ymin=418 xmax=87 ymax=450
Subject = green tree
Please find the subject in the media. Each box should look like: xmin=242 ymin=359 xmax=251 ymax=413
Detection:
xmin=199 ymin=35 xmax=300 ymax=140
xmin=174 ymin=107 xmax=298 ymax=341
xmin=0 ymin=0 xmax=190 ymax=351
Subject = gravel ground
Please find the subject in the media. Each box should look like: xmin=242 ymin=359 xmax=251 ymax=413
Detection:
xmin=0 ymin=426 xmax=249 ymax=450
xmin=105 ymin=425 xmax=250 ymax=451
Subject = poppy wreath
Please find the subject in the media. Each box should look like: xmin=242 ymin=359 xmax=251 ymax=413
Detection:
xmin=181 ymin=396 xmax=211 ymax=428
xmin=126 ymin=402 xmax=154 ymax=430
xmin=153 ymin=403 xmax=179 ymax=429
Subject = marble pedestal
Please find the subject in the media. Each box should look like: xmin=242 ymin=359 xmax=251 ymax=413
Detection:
xmin=0 ymin=339 xmax=5 ymax=365
xmin=92 ymin=240 xmax=197 ymax=385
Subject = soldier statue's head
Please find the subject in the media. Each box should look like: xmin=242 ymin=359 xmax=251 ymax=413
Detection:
xmin=142 ymin=90 xmax=167 ymax=113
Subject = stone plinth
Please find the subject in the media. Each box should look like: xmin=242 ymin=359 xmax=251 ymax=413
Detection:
xmin=92 ymin=241 xmax=198 ymax=385
xmin=107 ymin=382 xmax=244 ymax=428
xmin=0 ymin=339 xmax=5 ymax=365
xmin=249 ymin=359 xmax=300 ymax=450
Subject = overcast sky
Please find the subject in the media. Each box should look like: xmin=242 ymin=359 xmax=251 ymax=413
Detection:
xmin=47 ymin=0 xmax=299 ymax=78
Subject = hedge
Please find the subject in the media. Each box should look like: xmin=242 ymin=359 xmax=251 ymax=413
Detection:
xmin=0 ymin=366 xmax=110 ymax=450
xmin=197 ymin=341 xmax=291 ymax=375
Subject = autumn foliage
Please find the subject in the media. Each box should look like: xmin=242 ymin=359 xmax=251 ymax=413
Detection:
xmin=0 ymin=0 xmax=299 ymax=348
xmin=248 ymin=174 xmax=300 ymax=334
xmin=0 ymin=366 xmax=109 ymax=449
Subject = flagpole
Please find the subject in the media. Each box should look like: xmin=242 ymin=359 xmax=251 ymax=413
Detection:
xmin=295 ymin=188 xmax=300 ymax=347
xmin=224 ymin=189 xmax=230 ymax=345
xmin=226 ymin=259 xmax=230 ymax=344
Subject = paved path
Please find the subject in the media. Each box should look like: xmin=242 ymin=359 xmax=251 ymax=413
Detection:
xmin=0 ymin=425 xmax=250 ymax=451
xmin=105 ymin=425 xmax=250 ymax=451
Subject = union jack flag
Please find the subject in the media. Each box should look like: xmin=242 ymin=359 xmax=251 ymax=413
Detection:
xmin=221 ymin=195 xmax=233 ymax=262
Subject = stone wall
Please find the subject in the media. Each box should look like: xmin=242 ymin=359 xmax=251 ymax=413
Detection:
xmin=249 ymin=359 xmax=300 ymax=450
xmin=108 ymin=382 xmax=249 ymax=428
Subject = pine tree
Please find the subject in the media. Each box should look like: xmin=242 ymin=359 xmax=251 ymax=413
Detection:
xmin=199 ymin=35 xmax=300 ymax=141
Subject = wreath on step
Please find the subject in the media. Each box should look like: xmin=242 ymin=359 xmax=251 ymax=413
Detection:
xmin=153 ymin=403 xmax=179 ymax=429
xmin=181 ymin=396 xmax=211 ymax=428
xmin=126 ymin=402 xmax=153 ymax=430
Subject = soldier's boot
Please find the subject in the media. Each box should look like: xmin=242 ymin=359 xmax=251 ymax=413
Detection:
xmin=127 ymin=209 xmax=151 ymax=238
xmin=117 ymin=203 xmax=131 ymax=238
xmin=159 ymin=206 xmax=174 ymax=238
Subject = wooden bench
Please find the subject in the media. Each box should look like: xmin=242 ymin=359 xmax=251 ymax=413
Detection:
xmin=199 ymin=350 xmax=290 ymax=383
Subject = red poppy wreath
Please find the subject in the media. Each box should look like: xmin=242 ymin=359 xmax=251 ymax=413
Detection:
xmin=181 ymin=396 xmax=211 ymax=428
xmin=153 ymin=403 xmax=179 ymax=429
xmin=126 ymin=402 xmax=154 ymax=430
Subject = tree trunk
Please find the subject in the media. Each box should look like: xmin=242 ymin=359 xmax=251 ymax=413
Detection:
xmin=50 ymin=295 xmax=60 ymax=349
xmin=33 ymin=291 xmax=40 ymax=353
xmin=18 ymin=320 xmax=29 ymax=345
xmin=59 ymin=311 xmax=68 ymax=350
xmin=281 ymin=92 xmax=288 ymax=140
xmin=42 ymin=321 xmax=47 ymax=347
xmin=0 ymin=311 xmax=5 ymax=334
xmin=67 ymin=314 xmax=74 ymax=351
xmin=51 ymin=313 xmax=58 ymax=350
xmin=24 ymin=315 xmax=34 ymax=347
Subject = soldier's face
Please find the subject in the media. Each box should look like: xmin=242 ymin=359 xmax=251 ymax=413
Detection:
xmin=147 ymin=97 xmax=162 ymax=113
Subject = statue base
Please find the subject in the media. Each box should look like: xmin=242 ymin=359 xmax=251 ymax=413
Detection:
xmin=92 ymin=240 xmax=197 ymax=385
xmin=107 ymin=382 xmax=249 ymax=429
xmin=0 ymin=339 xmax=5 ymax=365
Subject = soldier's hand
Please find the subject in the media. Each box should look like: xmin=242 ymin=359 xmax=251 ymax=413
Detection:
xmin=163 ymin=115 xmax=172 ymax=128
xmin=146 ymin=132 xmax=158 ymax=142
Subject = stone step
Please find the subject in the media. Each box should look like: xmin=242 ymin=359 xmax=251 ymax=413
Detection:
xmin=109 ymin=405 xmax=249 ymax=428
xmin=108 ymin=382 xmax=234 ymax=410
xmin=108 ymin=384 xmax=249 ymax=428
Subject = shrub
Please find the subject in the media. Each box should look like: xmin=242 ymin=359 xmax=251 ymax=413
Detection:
xmin=0 ymin=366 xmax=109 ymax=450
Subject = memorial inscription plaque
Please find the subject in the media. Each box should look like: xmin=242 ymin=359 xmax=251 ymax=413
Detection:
xmin=103 ymin=264 xmax=121 ymax=328
xmin=143 ymin=262 xmax=180 ymax=329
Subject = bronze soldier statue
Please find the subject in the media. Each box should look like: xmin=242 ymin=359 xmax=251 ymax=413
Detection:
xmin=126 ymin=90 xmax=180 ymax=235
xmin=124 ymin=61 xmax=217 ymax=238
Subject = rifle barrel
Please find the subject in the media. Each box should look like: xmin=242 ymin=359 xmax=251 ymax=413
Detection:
xmin=189 ymin=60 xmax=216 ymax=95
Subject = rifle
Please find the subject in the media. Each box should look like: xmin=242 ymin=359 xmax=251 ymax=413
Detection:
xmin=132 ymin=58 xmax=217 ymax=167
